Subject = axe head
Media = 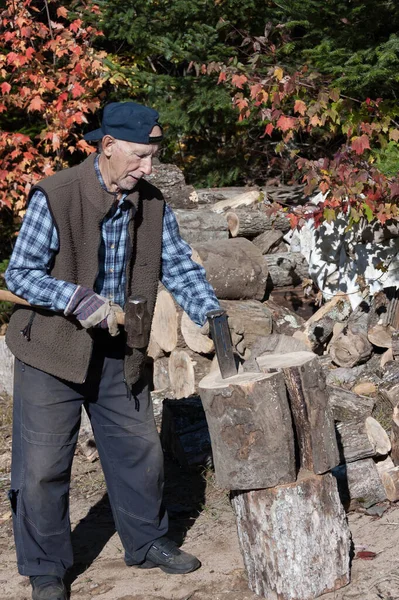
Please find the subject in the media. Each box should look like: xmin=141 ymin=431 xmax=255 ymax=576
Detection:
xmin=207 ymin=309 xmax=238 ymax=379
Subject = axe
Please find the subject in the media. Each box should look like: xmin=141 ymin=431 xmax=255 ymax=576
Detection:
xmin=206 ymin=308 xmax=238 ymax=379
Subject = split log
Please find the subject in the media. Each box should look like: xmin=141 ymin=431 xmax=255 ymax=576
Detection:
xmin=329 ymin=328 xmax=373 ymax=368
xmin=327 ymin=386 xmax=375 ymax=422
xmin=210 ymin=190 xmax=261 ymax=213
xmin=335 ymin=420 xmax=376 ymax=463
xmin=378 ymin=360 xmax=399 ymax=407
xmin=365 ymin=416 xmax=391 ymax=456
xmin=293 ymin=294 xmax=351 ymax=351
xmin=152 ymin=357 xmax=170 ymax=392
xmin=180 ymin=311 xmax=214 ymax=354
xmin=332 ymin=458 xmax=387 ymax=510
xmin=147 ymin=336 xmax=163 ymax=361
xmin=199 ymin=369 xmax=295 ymax=489
xmin=226 ymin=207 xmax=290 ymax=238
xmin=264 ymin=252 xmax=309 ymax=288
xmin=391 ymin=404 xmax=399 ymax=466
xmin=367 ymin=288 xmax=399 ymax=348
xmin=232 ymin=472 xmax=351 ymax=600
xmin=174 ymin=209 xmax=229 ymax=244
xmin=168 ymin=349 xmax=212 ymax=398
xmin=252 ymin=229 xmax=284 ymax=254
xmin=150 ymin=288 xmax=178 ymax=353
xmin=218 ymin=299 xmax=272 ymax=359
xmin=264 ymin=297 xmax=305 ymax=336
xmin=160 ymin=396 xmax=212 ymax=467
xmin=329 ymin=300 xmax=373 ymax=367
xmin=193 ymin=238 xmax=268 ymax=301
xmin=168 ymin=350 xmax=195 ymax=398
xmin=243 ymin=333 xmax=309 ymax=372
xmin=257 ymin=352 xmax=339 ymax=474
xmin=380 ymin=466 xmax=399 ymax=502
xmin=374 ymin=455 xmax=395 ymax=478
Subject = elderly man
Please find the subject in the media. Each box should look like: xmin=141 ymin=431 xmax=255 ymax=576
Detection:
xmin=5 ymin=102 xmax=220 ymax=600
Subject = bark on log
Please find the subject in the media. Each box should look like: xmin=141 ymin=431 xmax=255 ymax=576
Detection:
xmin=293 ymin=294 xmax=352 ymax=351
xmin=151 ymin=288 xmax=178 ymax=353
xmin=335 ymin=420 xmax=376 ymax=463
xmin=378 ymin=360 xmax=399 ymax=407
xmin=391 ymin=404 xmax=399 ymax=466
xmin=257 ymin=352 xmax=339 ymax=474
xmin=146 ymin=162 xmax=198 ymax=209
xmin=199 ymin=369 xmax=295 ymax=489
xmin=226 ymin=207 xmax=290 ymax=237
xmin=174 ymin=209 xmax=229 ymax=244
xmin=264 ymin=297 xmax=305 ymax=336
xmin=252 ymin=229 xmax=284 ymax=254
xmin=264 ymin=252 xmax=309 ymax=288
xmin=327 ymin=386 xmax=375 ymax=422
xmin=332 ymin=458 xmax=387 ymax=510
xmin=232 ymin=472 xmax=351 ymax=600
xmin=193 ymin=238 xmax=269 ymax=301
xmin=219 ymin=299 xmax=273 ymax=359
xmin=381 ymin=466 xmax=399 ymax=502
xmin=180 ymin=311 xmax=214 ymax=354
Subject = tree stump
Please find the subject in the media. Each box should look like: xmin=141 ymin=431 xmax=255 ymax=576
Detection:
xmin=257 ymin=352 xmax=339 ymax=474
xmin=232 ymin=472 xmax=351 ymax=600
xmin=199 ymin=370 xmax=296 ymax=489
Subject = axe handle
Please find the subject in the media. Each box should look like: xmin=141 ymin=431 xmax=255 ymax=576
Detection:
xmin=0 ymin=289 xmax=126 ymax=326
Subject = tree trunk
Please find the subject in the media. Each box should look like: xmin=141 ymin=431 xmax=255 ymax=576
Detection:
xmin=173 ymin=209 xmax=229 ymax=244
xmin=232 ymin=472 xmax=351 ymax=600
xmin=257 ymin=352 xmax=339 ymax=474
xmin=199 ymin=369 xmax=296 ymax=489
xmin=264 ymin=252 xmax=309 ymax=288
xmin=226 ymin=207 xmax=290 ymax=237
xmin=193 ymin=238 xmax=269 ymax=301
xmin=332 ymin=458 xmax=387 ymax=510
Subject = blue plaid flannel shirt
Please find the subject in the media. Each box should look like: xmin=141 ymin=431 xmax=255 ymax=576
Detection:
xmin=6 ymin=156 xmax=219 ymax=326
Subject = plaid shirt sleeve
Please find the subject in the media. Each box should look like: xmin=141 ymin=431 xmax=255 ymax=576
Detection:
xmin=161 ymin=205 xmax=220 ymax=326
xmin=5 ymin=190 xmax=77 ymax=311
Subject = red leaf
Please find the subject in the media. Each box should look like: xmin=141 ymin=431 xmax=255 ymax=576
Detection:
xmin=28 ymin=96 xmax=45 ymax=112
xmin=217 ymin=71 xmax=227 ymax=84
xmin=69 ymin=19 xmax=83 ymax=33
xmin=294 ymin=100 xmax=306 ymax=116
xmin=1 ymin=82 xmax=11 ymax=95
xmin=57 ymin=6 xmax=68 ymax=18
xmin=265 ymin=123 xmax=274 ymax=137
xmin=319 ymin=181 xmax=329 ymax=195
xmin=71 ymin=83 xmax=85 ymax=98
xmin=355 ymin=551 xmax=376 ymax=561
xmin=351 ymin=134 xmax=370 ymax=155
xmin=389 ymin=182 xmax=399 ymax=197
xmin=231 ymin=74 xmax=248 ymax=89
xmin=276 ymin=115 xmax=296 ymax=132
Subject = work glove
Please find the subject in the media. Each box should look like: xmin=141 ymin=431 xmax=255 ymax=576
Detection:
xmin=65 ymin=286 xmax=124 ymax=337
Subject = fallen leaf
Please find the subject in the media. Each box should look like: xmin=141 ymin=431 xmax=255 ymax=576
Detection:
xmin=355 ymin=550 xmax=377 ymax=560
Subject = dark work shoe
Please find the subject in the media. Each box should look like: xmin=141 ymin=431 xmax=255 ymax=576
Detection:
xmin=30 ymin=576 xmax=67 ymax=600
xmin=130 ymin=537 xmax=201 ymax=574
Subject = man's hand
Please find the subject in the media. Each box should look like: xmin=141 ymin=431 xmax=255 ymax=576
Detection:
xmin=65 ymin=286 xmax=123 ymax=337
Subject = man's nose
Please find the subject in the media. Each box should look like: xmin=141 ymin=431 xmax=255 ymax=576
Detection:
xmin=140 ymin=158 xmax=152 ymax=176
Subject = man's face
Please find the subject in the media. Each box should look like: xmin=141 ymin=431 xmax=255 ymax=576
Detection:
xmin=101 ymin=126 xmax=161 ymax=192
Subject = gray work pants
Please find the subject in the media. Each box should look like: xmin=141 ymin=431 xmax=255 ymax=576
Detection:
xmin=9 ymin=333 xmax=168 ymax=577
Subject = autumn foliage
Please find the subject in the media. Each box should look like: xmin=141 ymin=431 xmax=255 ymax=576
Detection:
xmin=209 ymin=32 xmax=399 ymax=229
xmin=0 ymin=0 xmax=108 ymax=216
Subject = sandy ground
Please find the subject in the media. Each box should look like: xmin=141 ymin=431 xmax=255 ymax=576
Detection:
xmin=1 ymin=392 xmax=399 ymax=600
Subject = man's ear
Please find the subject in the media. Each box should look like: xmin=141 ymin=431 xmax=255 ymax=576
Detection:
xmin=102 ymin=135 xmax=116 ymax=158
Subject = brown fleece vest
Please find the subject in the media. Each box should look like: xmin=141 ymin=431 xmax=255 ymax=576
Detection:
xmin=6 ymin=153 xmax=165 ymax=386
